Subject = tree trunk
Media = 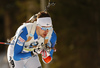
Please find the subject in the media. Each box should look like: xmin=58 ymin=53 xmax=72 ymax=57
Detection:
xmin=40 ymin=0 xmax=49 ymax=68
xmin=40 ymin=0 xmax=46 ymax=11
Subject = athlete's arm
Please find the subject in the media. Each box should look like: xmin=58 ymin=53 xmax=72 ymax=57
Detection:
xmin=42 ymin=30 xmax=57 ymax=63
xmin=13 ymin=27 xmax=32 ymax=61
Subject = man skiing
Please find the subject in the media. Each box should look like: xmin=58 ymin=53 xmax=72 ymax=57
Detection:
xmin=7 ymin=11 xmax=57 ymax=68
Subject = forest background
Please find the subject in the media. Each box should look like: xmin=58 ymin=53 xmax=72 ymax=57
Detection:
xmin=0 ymin=0 xmax=100 ymax=68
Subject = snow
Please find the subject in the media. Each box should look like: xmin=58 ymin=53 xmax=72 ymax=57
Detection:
xmin=0 ymin=51 xmax=9 ymax=68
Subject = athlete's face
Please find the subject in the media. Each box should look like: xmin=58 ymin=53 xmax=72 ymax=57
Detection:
xmin=36 ymin=25 xmax=52 ymax=38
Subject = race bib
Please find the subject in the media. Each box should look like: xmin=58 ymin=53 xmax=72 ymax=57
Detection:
xmin=17 ymin=36 xmax=25 ymax=46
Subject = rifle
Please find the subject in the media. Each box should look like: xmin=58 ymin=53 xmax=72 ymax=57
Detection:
xmin=26 ymin=0 xmax=56 ymax=23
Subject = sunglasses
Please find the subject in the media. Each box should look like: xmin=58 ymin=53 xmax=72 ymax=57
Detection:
xmin=38 ymin=25 xmax=52 ymax=31
xmin=41 ymin=27 xmax=52 ymax=30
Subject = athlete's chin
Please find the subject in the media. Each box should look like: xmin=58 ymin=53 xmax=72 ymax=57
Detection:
xmin=42 ymin=34 xmax=47 ymax=38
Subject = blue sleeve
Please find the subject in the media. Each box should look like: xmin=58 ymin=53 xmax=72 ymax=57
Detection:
xmin=50 ymin=30 xmax=57 ymax=58
xmin=50 ymin=30 xmax=57 ymax=48
xmin=13 ymin=27 xmax=32 ymax=61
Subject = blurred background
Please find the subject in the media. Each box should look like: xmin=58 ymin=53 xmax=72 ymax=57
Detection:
xmin=0 ymin=0 xmax=100 ymax=68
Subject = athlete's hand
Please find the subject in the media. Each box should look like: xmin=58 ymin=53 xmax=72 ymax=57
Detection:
xmin=40 ymin=49 xmax=53 ymax=64
xmin=40 ymin=49 xmax=50 ymax=58
xmin=31 ymin=45 xmax=43 ymax=56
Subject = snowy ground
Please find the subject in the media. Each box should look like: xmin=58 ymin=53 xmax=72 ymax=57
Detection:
xmin=0 ymin=51 xmax=9 ymax=68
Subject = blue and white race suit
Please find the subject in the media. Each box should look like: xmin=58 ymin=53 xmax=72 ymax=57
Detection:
xmin=7 ymin=22 xmax=57 ymax=68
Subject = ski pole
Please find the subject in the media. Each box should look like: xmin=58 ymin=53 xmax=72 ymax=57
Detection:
xmin=0 ymin=42 xmax=13 ymax=45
